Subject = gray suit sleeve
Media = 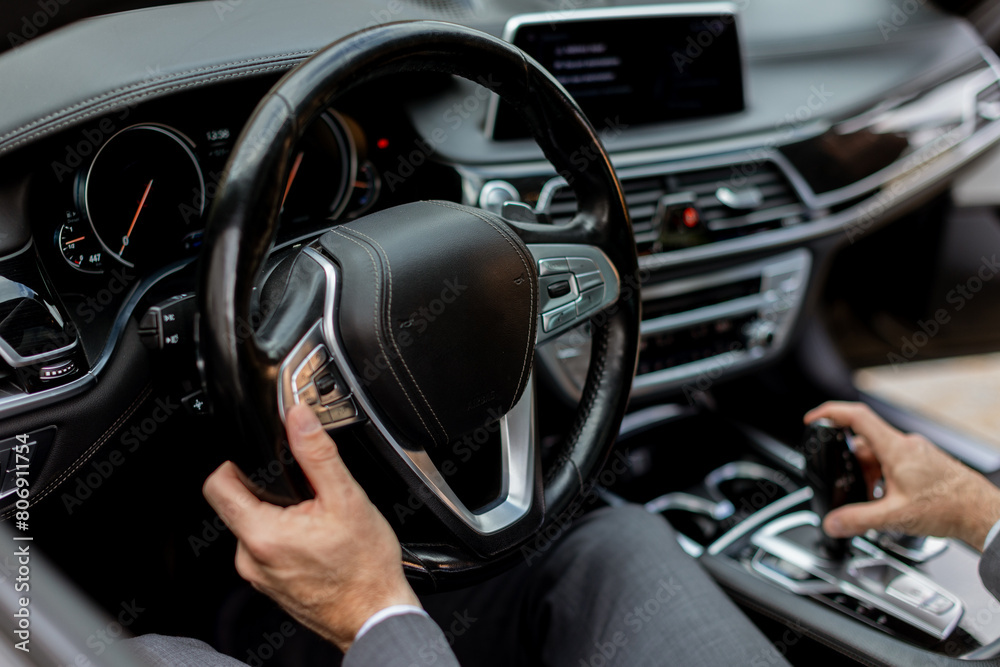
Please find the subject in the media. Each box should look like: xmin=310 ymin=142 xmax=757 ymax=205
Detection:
xmin=980 ymin=535 xmax=1000 ymax=601
xmin=343 ymin=613 xmax=461 ymax=667
xmin=117 ymin=634 xmax=248 ymax=666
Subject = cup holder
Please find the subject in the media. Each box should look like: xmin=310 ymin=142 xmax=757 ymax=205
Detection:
xmin=644 ymin=461 xmax=801 ymax=545
xmin=705 ymin=461 xmax=799 ymax=518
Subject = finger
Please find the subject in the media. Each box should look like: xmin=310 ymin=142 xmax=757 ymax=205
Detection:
xmin=234 ymin=540 xmax=262 ymax=585
xmin=286 ymin=403 xmax=354 ymax=500
xmin=804 ymin=402 xmax=901 ymax=456
xmin=823 ymin=499 xmax=895 ymax=537
xmin=203 ymin=461 xmax=277 ymax=537
xmin=850 ymin=436 xmax=884 ymax=498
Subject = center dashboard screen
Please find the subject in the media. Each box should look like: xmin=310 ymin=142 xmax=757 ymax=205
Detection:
xmin=489 ymin=9 xmax=746 ymax=140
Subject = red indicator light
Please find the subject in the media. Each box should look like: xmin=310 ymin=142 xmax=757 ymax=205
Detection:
xmin=376 ymin=138 xmax=390 ymax=150
xmin=682 ymin=207 xmax=699 ymax=228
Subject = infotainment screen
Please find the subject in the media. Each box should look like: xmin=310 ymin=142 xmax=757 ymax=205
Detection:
xmin=488 ymin=7 xmax=746 ymax=140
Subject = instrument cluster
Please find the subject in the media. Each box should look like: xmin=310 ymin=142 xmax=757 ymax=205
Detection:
xmin=32 ymin=85 xmax=426 ymax=280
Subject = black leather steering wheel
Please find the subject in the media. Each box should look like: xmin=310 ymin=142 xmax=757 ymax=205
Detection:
xmin=198 ymin=21 xmax=640 ymax=590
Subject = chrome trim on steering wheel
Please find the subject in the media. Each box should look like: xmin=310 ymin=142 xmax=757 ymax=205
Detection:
xmin=300 ymin=246 xmax=537 ymax=536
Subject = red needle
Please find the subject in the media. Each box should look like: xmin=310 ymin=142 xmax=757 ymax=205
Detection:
xmin=281 ymin=152 xmax=305 ymax=209
xmin=64 ymin=236 xmax=85 ymax=245
xmin=121 ymin=179 xmax=153 ymax=255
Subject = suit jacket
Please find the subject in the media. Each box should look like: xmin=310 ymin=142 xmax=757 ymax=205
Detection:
xmin=344 ymin=613 xmax=461 ymax=667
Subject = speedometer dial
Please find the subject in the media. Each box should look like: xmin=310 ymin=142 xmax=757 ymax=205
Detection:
xmin=82 ymin=125 xmax=204 ymax=268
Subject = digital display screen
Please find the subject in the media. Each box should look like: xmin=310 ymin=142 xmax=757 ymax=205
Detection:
xmin=491 ymin=12 xmax=746 ymax=140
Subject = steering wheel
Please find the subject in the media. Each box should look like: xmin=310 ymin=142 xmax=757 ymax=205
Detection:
xmin=198 ymin=21 xmax=640 ymax=589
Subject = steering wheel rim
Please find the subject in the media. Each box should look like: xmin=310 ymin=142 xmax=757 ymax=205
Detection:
xmin=198 ymin=21 xmax=641 ymax=589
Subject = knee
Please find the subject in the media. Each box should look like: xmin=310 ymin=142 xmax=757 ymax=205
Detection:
xmin=560 ymin=505 xmax=683 ymax=571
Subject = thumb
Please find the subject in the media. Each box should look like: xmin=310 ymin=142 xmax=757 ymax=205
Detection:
xmin=286 ymin=404 xmax=353 ymax=499
xmin=823 ymin=500 xmax=895 ymax=538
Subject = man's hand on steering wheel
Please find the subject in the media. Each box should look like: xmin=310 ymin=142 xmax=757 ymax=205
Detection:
xmin=203 ymin=404 xmax=419 ymax=653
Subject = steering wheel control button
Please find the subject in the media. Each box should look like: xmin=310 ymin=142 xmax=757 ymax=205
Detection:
xmin=317 ymin=397 xmax=359 ymax=426
xmin=539 ymin=274 xmax=579 ymax=313
xmin=538 ymin=257 xmax=570 ymax=276
xmin=567 ymin=257 xmax=599 ymax=275
xmin=547 ymin=280 xmax=572 ymax=299
xmin=314 ymin=373 xmax=345 ymax=405
xmin=297 ymin=383 xmax=320 ymax=406
xmin=139 ymin=293 xmax=196 ymax=350
xmin=542 ymin=302 xmax=578 ymax=332
xmin=577 ymin=286 xmax=606 ymax=314
xmin=39 ymin=359 xmax=76 ymax=381
xmin=181 ymin=390 xmax=211 ymax=416
xmin=575 ymin=271 xmax=605 ymax=292
xmin=292 ymin=346 xmax=330 ymax=393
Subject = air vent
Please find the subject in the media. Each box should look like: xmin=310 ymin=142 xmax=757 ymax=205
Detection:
xmin=540 ymin=160 xmax=808 ymax=254
xmin=404 ymin=0 xmax=478 ymax=18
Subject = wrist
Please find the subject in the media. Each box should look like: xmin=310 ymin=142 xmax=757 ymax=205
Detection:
xmin=330 ymin=582 xmax=421 ymax=653
xmin=960 ymin=478 xmax=1000 ymax=550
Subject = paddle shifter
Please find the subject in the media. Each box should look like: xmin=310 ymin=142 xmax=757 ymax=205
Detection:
xmin=801 ymin=419 xmax=868 ymax=557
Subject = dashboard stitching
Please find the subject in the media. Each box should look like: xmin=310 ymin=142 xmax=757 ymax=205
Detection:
xmin=0 ymin=383 xmax=153 ymax=519
xmin=0 ymin=64 xmax=307 ymax=155
xmin=327 ymin=228 xmax=440 ymax=446
xmin=0 ymin=51 xmax=313 ymax=142
xmin=344 ymin=227 xmax=448 ymax=440
xmin=426 ymin=201 xmax=534 ymax=413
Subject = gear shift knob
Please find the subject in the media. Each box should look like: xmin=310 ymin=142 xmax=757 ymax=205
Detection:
xmin=801 ymin=419 xmax=868 ymax=557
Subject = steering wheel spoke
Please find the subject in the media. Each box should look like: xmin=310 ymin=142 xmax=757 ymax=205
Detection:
xmin=529 ymin=243 xmax=621 ymax=345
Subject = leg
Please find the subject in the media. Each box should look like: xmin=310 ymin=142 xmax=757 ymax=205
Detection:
xmin=524 ymin=505 xmax=791 ymax=667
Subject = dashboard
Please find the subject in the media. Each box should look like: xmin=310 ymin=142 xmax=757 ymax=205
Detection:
xmin=1 ymin=0 xmax=1000 ymax=520
xmin=3 ymin=1 xmax=1000 ymax=660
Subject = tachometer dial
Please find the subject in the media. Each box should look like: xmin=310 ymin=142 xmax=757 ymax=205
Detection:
xmin=279 ymin=111 xmax=355 ymax=225
xmin=82 ymin=125 xmax=204 ymax=268
xmin=56 ymin=221 xmax=104 ymax=273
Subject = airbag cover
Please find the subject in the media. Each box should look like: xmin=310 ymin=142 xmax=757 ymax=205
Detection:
xmin=318 ymin=201 xmax=537 ymax=448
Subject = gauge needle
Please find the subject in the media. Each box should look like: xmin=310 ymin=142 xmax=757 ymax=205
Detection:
xmin=121 ymin=179 xmax=153 ymax=255
xmin=281 ymin=151 xmax=305 ymax=209
xmin=64 ymin=236 xmax=85 ymax=245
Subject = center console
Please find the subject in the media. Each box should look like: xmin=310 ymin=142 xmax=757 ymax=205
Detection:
xmin=607 ymin=410 xmax=1000 ymax=659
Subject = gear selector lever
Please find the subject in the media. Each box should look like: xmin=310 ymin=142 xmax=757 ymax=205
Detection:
xmin=801 ymin=419 xmax=868 ymax=557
